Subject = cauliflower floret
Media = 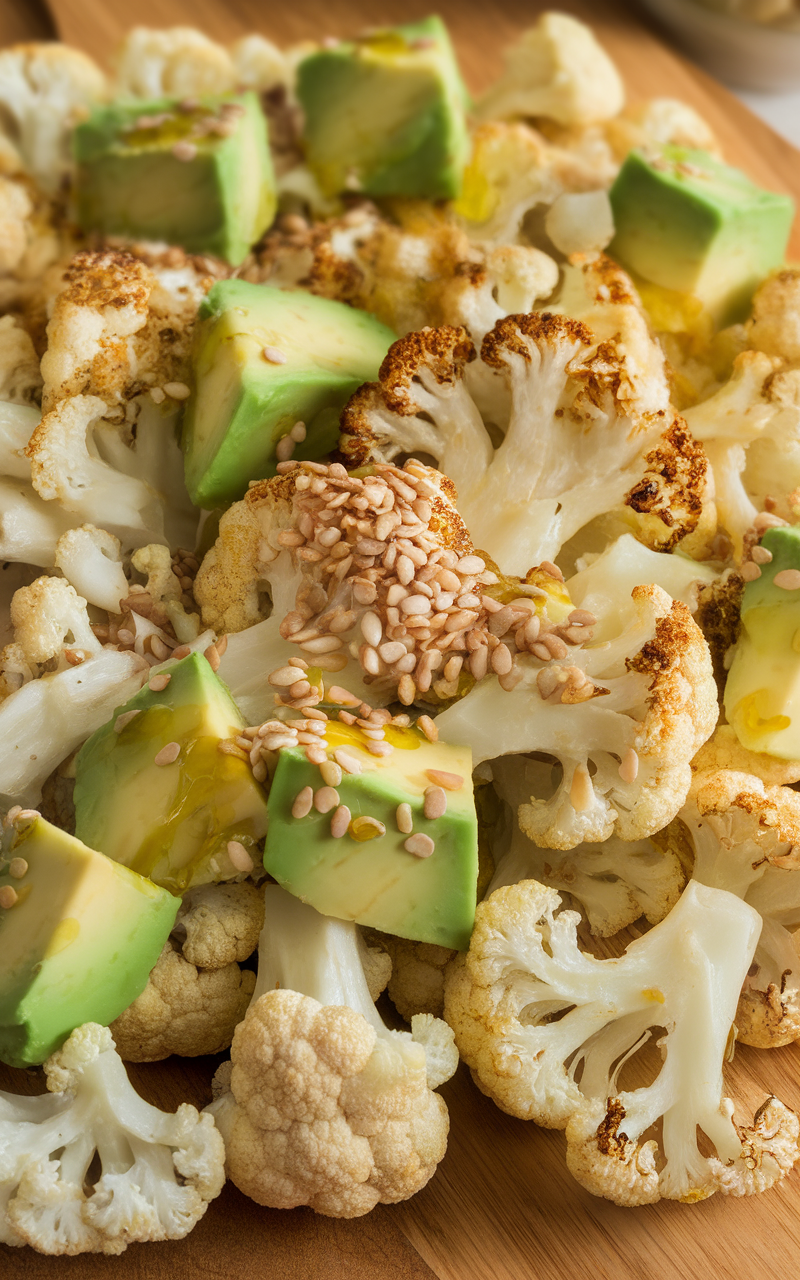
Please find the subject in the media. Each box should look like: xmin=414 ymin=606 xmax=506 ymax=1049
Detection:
xmin=437 ymin=584 xmax=717 ymax=848
xmin=445 ymin=878 xmax=799 ymax=1205
xmin=230 ymin=34 xmax=293 ymax=92
xmin=10 ymin=575 xmax=101 ymax=669
xmin=173 ymin=881 xmax=265 ymax=970
xmin=679 ymin=768 xmax=800 ymax=1047
xmin=207 ymin=887 xmax=457 ymax=1218
xmin=338 ymin=307 xmax=707 ymax=576
xmin=377 ymin=935 xmax=455 ymax=1021
xmin=112 ymin=27 xmax=235 ymax=99
xmin=474 ymin=13 xmax=625 ymax=126
xmin=692 ymin=725 xmax=800 ymax=786
xmin=0 ymin=1022 xmax=224 ymax=1254
xmin=129 ymin=543 xmax=200 ymax=643
xmin=747 ymin=267 xmax=800 ymax=363
xmin=0 ymin=314 xmax=42 ymax=404
xmin=0 ymin=43 xmax=107 ymax=195
xmin=54 ymin=525 xmax=129 ymax=613
xmin=109 ymin=942 xmax=256 ymax=1062
xmin=488 ymin=755 xmax=685 ymax=936
xmin=604 ymin=97 xmax=720 ymax=162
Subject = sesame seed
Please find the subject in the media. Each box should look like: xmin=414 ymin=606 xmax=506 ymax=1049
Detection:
xmin=117 ymin=628 xmax=135 ymax=645
xmin=320 ymin=760 xmax=342 ymax=787
xmin=204 ymin=644 xmax=222 ymax=672
xmin=570 ymin=764 xmax=594 ymax=812
xmin=398 ymin=674 xmax=416 ymax=705
xmin=367 ymin=741 xmax=394 ymax=756
xmin=114 ymin=709 xmax=141 ymax=733
xmin=8 ymin=857 xmax=27 ymax=879
xmin=306 ymin=745 xmax=328 ymax=765
xmin=253 ymin=759 xmax=268 ymax=782
xmin=314 ymin=786 xmax=339 ymax=814
xmin=751 ymin=545 xmax=773 ymax=564
xmin=396 ymin=802 xmax=413 ymax=833
xmin=330 ymin=805 xmax=351 ymax=838
xmin=405 ymin=834 xmax=435 ymax=858
xmin=227 ymin=840 xmax=254 ymax=874
xmin=292 ymin=786 xmax=314 ymax=818
xmin=417 ymin=715 xmax=438 ymax=742
xmin=775 ymin=570 xmax=800 ymax=590
xmin=172 ymin=140 xmax=197 ymax=161
xmin=276 ymin=435 xmax=295 ymax=463
xmin=262 ymin=346 xmax=288 ymax=364
xmin=262 ymin=732 xmax=299 ymax=751
xmin=163 ymin=381 xmax=191 ymax=400
xmin=539 ymin=560 xmax=564 ymax=581
xmin=0 ymin=886 xmax=18 ymax=908
xmin=154 ymin=742 xmax=180 ymax=766
xmin=619 ymin=748 xmax=639 ymax=784
xmin=299 ymin=636 xmax=343 ymax=654
xmin=456 ymin=556 xmax=485 ymax=575
xmin=361 ymin=611 xmax=383 ymax=647
xmin=328 ymin=685 xmax=361 ymax=706
xmin=490 ymin=644 xmax=513 ymax=676
xmin=469 ymin=647 xmax=489 ymax=680
xmin=334 ymin=748 xmax=362 ymax=774
xmin=424 ymin=786 xmax=447 ymax=820
xmin=426 ymin=769 xmax=463 ymax=791
xmin=148 ymin=672 xmax=172 ymax=692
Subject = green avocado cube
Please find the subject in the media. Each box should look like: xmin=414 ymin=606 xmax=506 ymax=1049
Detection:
xmin=0 ymin=814 xmax=178 ymax=1067
xmin=73 ymin=652 xmax=269 ymax=893
xmin=608 ymin=146 xmax=794 ymax=325
xmin=181 ymin=278 xmax=395 ymax=508
xmin=297 ymin=15 xmax=470 ymax=200
xmin=73 ymin=92 xmax=276 ymax=266
xmin=264 ymin=721 xmax=478 ymax=949
xmin=725 ymin=525 xmax=800 ymax=760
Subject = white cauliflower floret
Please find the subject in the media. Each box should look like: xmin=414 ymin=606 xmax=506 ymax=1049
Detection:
xmin=544 ymin=190 xmax=615 ymax=257
xmin=747 ymin=267 xmax=800 ymax=363
xmin=605 ymin=97 xmax=720 ymax=162
xmin=173 ymin=881 xmax=265 ymax=970
xmin=0 ymin=43 xmax=107 ymax=195
xmin=230 ymin=34 xmax=293 ymax=92
xmin=207 ymin=887 xmax=457 ymax=1218
xmin=437 ymin=584 xmax=717 ymax=848
xmin=475 ymin=13 xmax=625 ymax=126
xmin=678 ymin=769 xmax=800 ymax=1048
xmin=112 ymin=27 xmax=235 ymax=99
xmin=338 ymin=302 xmax=708 ymax=575
xmin=130 ymin=543 xmax=200 ymax=643
xmin=488 ymin=755 xmax=685 ymax=936
xmin=0 ymin=314 xmax=41 ymax=404
xmin=692 ymin=725 xmax=800 ymax=787
xmin=54 ymin=525 xmax=129 ymax=613
xmin=445 ymin=878 xmax=799 ymax=1205
xmin=0 ymin=1022 xmax=224 ymax=1254
xmin=10 ymin=575 xmax=101 ymax=668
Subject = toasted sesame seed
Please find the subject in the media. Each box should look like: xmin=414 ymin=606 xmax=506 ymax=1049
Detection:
xmin=740 ymin=562 xmax=761 ymax=582
xmin=417 ymin=714 xmax=438 ymax=742
xmin=424 ymin=786 xmax=447 ymax=820
xmin=154 ymin=742 xmax=181 ymax=766
xmin=148 ymin=672 xmax=172 ymax=692
xmin=334 ymin=747 xmax=363 ymax=774
xmin=396 ymin=802 xmax=413 ymax=834
xmin=292 ymin=786 xmax=314 ymax=818
xmin=320 ymin=760 xmax=342 ymax=787
xmin=405 ymin=833 xmax=435 ymax=858
xmin=8 ymin=857 xmax=27 ymax=879
xmin=443 ymin=655 xmax=463 ymax=683
xmin=400 ymin=594 xmax=431 ymax=616
xmin=619 ymin=748 xmax=639 ymax=784
xmin=361 ymin=611 xmax=383 ymax=647
xmin=398 ymin=674 xmax=416 ymax=705
xmin=568 ymin=609 xmax=596 ymax=627
xmin=314 ymin=786 xmax=339 ymax=814
xmin=262 ymin=345 xmax=288 ymax=364
xmin=330 ymin=805 xmax=351 ymax=838
xmin=172 ymin=140 xmax=197 ymax=161
xmin=262 ymin=732 xmax=298 ymax=751
xmin=752 ymin=545 xmax=773 ymax=564
xmin=290 ymin=421 xmax=306 ymax=442
xmin=490 ymin=644 xmax=513 ymax=676
xmin=570 ymin=764 xmax=594 ymax=812
xmin=469 ymin=647 xmax=489 ymax=680
xmin=299 ymin=636 xmax=343 ymax=654
xmin=114 ymin=709 xmax=141 ymax=733
xmin=367 ymin=741 xmax=394 ymax=757
xmin=539 ymin=560 xmax=564 ymax=581
xmin=276 ymin=435 xmax=295 ymax=463
xmin=163 ymin=381 xmax=191 ymax=400
xmin=0 ymin=886 xmax=18 ymax=908
xmin=227 ymin=840 xmax=254 ymax=874
xmin=253 ymin=759 xmax=268 ymax=782
xmin=426 ymin=769 xmax=463 ymax=791
xmin=775 ymin=570 xmax=800 ymax=590
xmin=269 ymin=665 xmax=303 ymax=688
xmin=204 ymin=644 xmax=222 ymax=672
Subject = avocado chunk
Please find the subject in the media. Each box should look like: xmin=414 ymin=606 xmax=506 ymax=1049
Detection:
xmin=73 ymin=652 xmax=269 ymax=893
xmin=181 ymin=278 xmax=395 ymax=507
xmin=263 ymin=721 xmax=478 ymax=949
xmin=297 ymin=15 xmax=470 ymax=201
xmin=608 ymin=146 xmax=794 ymax=325
xmin=725 ymin=525 xmax=800 ymax=760
xmin=73 ymin=92 xmax=276 ymax=266
xmin=0 ymin=813 xmax=178 ymax=1067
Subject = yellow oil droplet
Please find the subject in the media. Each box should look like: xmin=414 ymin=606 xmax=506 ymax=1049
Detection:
xmin=348 ymin=816 xmax=386 ymax=842
xmin=44 ymin=917 xmax=80 ymax=958
xmin=642 ymin=987 xmax=665 ymax=1004
xmin=734 ymin=693 xmax=791 ymax=737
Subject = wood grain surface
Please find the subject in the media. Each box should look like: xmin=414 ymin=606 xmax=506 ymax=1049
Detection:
xmin=2 ymin=0 xmax=800 ymax=1276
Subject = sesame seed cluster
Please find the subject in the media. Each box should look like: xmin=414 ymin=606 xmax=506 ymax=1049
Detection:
xmin=265 ymin=459 xmax=597 ymax=705
xmin=741 ymin=509 xmax=800 ymax=588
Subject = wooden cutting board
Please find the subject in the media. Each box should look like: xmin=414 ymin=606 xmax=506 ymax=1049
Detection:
xmin=2 ymin=1 xmax=800 ymax=1276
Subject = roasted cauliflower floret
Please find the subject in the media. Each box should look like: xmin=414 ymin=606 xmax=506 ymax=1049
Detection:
xmin=173 ymin=881 xmax=265 ymax=970
xmin=445 ymin=878 xmax=799 ymax=1205
xmin=112 ymin=27 xmax=235 ymax=99
xmin=747 ymin=267 xmax=800 ymax=364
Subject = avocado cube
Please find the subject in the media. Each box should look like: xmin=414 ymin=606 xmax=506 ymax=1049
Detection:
xmin=0 ymin=814 xmax=178 ymax=1067
xmin=725 ymin=525 xmax=800 ymax=760
xmin=297 ymin=15 xmax=470 ymax=201
xmin=181 ymin=279 xmax=395 ymax=508
xmin=73 ymin=92 xmax=276 ymax=266
xmin=73 ymin=652 xmax=269 ymax=893
xmin=264 ymin=721 xmax=478 ymax=949
xmin=609 ymin=146 xmax=794 ymax=325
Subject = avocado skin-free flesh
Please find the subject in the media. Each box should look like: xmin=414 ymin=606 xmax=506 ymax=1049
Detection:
xmin=725 ymin=525 xmax=800 ymax=760
xmin=73 ymin=652 xmax=269 ymax=893
xmin=297 ymin=14 xmax=470 ymax=201
xmin=0 ymin=815 xmax=178 ymax=1067
xmin=73 ymin=92 xmax=276 ymax=266
xmin=609 ymin=146 xmax=794 ymax=325
xmin=181 ymin=278 xmax=396 ymax=508
xmin=264 ymin=724 xmax=478 ymax=950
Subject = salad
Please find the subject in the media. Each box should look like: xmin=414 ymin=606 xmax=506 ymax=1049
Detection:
xmin=0 ymin=8 xmax=799 ymax=1255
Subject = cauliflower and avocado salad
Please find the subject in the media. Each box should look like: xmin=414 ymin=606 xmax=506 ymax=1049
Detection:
xmin=2 ymin=5 xmax=800 ymax=1256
